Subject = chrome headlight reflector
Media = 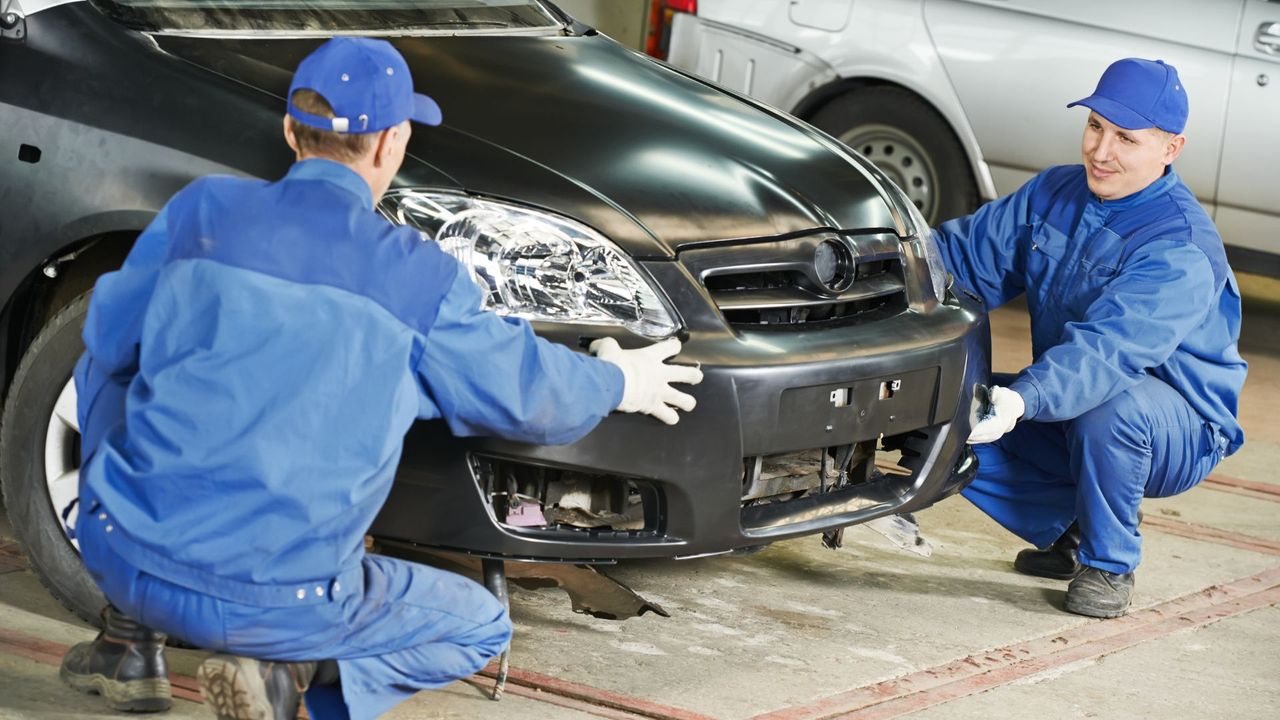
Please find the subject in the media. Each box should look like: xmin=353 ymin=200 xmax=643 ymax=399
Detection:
xmin=379 ymin=190 xmax=678 ymax=338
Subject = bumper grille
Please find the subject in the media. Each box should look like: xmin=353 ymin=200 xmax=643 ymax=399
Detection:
xmin=682 ymin=233 xmax=908 ymax=328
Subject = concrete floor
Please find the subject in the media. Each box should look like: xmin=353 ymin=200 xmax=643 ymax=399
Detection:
xmin=3 ymin=276 xmax=1279 ymax=719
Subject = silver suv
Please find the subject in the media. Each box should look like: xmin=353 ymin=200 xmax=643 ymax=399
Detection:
xmin=662 ymin=0 xmax=1279 ymax=271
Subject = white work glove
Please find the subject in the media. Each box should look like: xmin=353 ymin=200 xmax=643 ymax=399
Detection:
xmin=590 ymin=337 xmax=703 ymax=425
xmin=967 ymin=385 xmax=1025 ymax=445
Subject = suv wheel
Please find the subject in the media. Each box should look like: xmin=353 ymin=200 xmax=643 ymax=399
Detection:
xmin=1 ymin=292 xmax=107 ymax=625
xmin=811 ymin=86 xmax=978 ymax=225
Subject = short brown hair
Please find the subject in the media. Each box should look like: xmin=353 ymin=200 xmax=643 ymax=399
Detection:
xmin=287 ymin=89 xmax=377 ymax=163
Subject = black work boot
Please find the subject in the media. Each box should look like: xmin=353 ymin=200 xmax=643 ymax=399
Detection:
xmin=197 ymin=654 xmax=319 ymax=720
xmin=1065 ymin=567 xmax=1135 ymax=618
xmin=59 ymin=605 xmax=172 ymax=712
xmin=1014 ymin=521 xmax=1083 ymax=580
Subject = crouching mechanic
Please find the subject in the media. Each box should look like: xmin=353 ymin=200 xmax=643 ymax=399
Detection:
xmin=58 ymin=37 xmax=702 ymax=720
xmin=934 ymin=58 xmax=1246 ymax=618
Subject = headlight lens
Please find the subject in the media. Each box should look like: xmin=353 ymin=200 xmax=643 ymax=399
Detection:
xmin=379 ymin=190 xmax=678 ymax=338
xmin=897 ymin=190 xmax=950 ymax=302
xmin=920 ymin=228 xmax=950 ymax=303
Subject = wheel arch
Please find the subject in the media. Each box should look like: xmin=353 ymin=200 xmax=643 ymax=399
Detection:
xmin=1 ymin=221 xmax=141 ymax=402
xmin=791 ymin=75 xmax=997 ymax=203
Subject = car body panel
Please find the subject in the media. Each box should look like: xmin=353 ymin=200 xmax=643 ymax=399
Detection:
xmin=1216 ymin=0 xmax=1280 ymax=255
xmin=789 ymin=0 xmax=852 ymax=33
xmin=925 ymin=0 xmax=1238 ymax=206
xmin=0 ymin=4 xmax=296 ymax=304
xmin=150 ymin=32 xmax=901 ymax=258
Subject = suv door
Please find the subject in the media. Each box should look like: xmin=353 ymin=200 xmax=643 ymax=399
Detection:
xmin=924 ymin=0 xmax=1241 ymax=206
xmin=1216 ymin=0 xmax=1280 ymax=263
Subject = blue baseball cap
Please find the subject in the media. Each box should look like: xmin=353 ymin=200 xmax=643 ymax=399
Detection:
xmin=1067 ymin=58 xmax=1188 ymax=134
xmin=288 ymin=37 xmax=442 ymax=133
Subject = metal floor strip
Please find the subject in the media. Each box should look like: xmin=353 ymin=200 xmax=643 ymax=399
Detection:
xmin=1202 ymin=473 xmax=1280 ymax=498
xmin=749 ymin=565 xmax=1280 ymax=720
xmin=476 ymin=664 xmax=719 ymax=720
xmin=0 ymin=540 xmax=28 ymax=574
xmin=1144 ymin=515 xmax=1280 ymax=556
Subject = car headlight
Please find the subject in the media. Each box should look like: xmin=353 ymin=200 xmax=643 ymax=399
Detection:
xmin=378 ymin=190 xmax=678 ymax=338
xmin=894 ymin=188 xmax=950 ymax=303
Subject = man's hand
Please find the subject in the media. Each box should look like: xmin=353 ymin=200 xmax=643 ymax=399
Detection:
xmin=968 ymin=385 xmax=1025 ymax=444
xmin=590 ymin=337 xmax=703 ymax=425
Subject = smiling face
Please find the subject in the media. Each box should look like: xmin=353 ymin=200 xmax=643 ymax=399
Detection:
xmin=1081 ymin=112 xmax=1185 ymax=200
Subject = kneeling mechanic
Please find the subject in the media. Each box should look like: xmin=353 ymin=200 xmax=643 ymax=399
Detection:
xmin=936 ymin=58 xmax=1246 ymax=618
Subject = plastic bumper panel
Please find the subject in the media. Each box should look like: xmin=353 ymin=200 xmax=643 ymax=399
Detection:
xmin=372 ymin=297 xmax=991 ymax=562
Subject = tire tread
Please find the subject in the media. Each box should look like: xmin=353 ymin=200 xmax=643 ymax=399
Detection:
xmin=1 ymin=291 xmax=105 ymax=626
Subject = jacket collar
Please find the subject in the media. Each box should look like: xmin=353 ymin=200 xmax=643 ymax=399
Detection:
xmin=284 ymin=158 xmax=374 ymax=210
xmin=1092 ymin=165 xmax=1178 ymax=211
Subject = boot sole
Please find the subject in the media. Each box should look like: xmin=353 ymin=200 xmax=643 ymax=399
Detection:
xmin=197 ymin=654 xmax=273 ymax=720
xmin=1064 ymin=595 xmax=1131 ymax=619
xmin=59 ymin=666 xmax=172 ymax=713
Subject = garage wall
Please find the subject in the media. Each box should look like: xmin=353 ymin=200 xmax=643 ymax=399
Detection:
xmin=554 ymin=0 xmax=650 ymax=50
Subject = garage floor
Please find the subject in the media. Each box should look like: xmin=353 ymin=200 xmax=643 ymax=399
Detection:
xmin=3 ymin=276 xmax=1278 ymax=720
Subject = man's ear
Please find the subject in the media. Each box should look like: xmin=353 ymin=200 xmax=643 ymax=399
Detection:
xmin=372 ymin=127 xmax=395 ymax=168
xmin=1164 ymin=134 xmax=1186 ymax=165
xmin=282 ymin=116 xmax=302 ymax=158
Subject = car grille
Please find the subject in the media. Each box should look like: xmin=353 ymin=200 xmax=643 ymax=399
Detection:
xmin=680 ymin=233 xmax=908 ymax=328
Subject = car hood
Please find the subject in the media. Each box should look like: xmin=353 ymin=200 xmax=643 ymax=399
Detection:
xmin=153 ymin=33 xmax=900 ymax=258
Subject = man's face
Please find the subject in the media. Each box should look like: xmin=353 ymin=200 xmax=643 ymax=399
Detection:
xmin=1080 ymin=112 xmax=1183 ymax=200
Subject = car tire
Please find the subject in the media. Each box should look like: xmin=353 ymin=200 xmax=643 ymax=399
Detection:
xmin=810 ymin=86 xmax=979 ymax=226
xmin=1 ymin=292 xmax=107 ymax=626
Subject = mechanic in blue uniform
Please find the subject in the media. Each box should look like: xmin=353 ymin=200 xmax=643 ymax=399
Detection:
xmin=935 ymin=58 xmax=1246 ymax=619
xmin=58 ymin=37 xmax=702 ymax=720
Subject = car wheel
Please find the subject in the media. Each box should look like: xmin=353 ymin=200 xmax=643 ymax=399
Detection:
xmin=1 ymin=292 xmax=107 ymax=625
xmin=810 ymin=86 xmax=979 ymax=225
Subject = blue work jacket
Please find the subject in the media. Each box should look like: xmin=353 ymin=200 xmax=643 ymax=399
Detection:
xmin=75 ymin=159 xmax=624 ymax=606
xmin=933 ymin=165 xmax=1245 ymax=454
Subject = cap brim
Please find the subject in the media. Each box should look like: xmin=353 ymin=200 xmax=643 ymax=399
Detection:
xmin=411 ymin=94 xmax=442 ymax=127
xmin=1066 ymin=95 xmax=1155 ymax=131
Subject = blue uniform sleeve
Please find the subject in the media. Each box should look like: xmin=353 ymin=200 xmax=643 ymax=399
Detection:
xmin=416 ymin=270 xmax=626 ymax=445
xmin=931 ymin=175 xmax=1041 ymax=309
xmin=1009 ymin=241 xmax=1216 ymax=422
xmin=76 ymin=207 xmax=171 ymax=457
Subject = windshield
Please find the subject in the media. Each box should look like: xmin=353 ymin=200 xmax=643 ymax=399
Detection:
xmin=89 ymin=0 xmax=564 ymax=34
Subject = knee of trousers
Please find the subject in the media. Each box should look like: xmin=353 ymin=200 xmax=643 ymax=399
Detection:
xmin=1068 ymin=388 xmax=1152 ymax=453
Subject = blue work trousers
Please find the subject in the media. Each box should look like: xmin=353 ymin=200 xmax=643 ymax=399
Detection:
xmin=78 ymin=517 xmax=512 ymax=720
xmin=963 ymin=373 xmax=1226 ymax=574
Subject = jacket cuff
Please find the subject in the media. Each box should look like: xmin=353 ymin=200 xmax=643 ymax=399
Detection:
xmin=1008 ymin=377 xmax=1041 ymax=421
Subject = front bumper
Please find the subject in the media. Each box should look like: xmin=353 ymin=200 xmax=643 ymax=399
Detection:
xmin=373 ymin=291 xmax=990 ymax=562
